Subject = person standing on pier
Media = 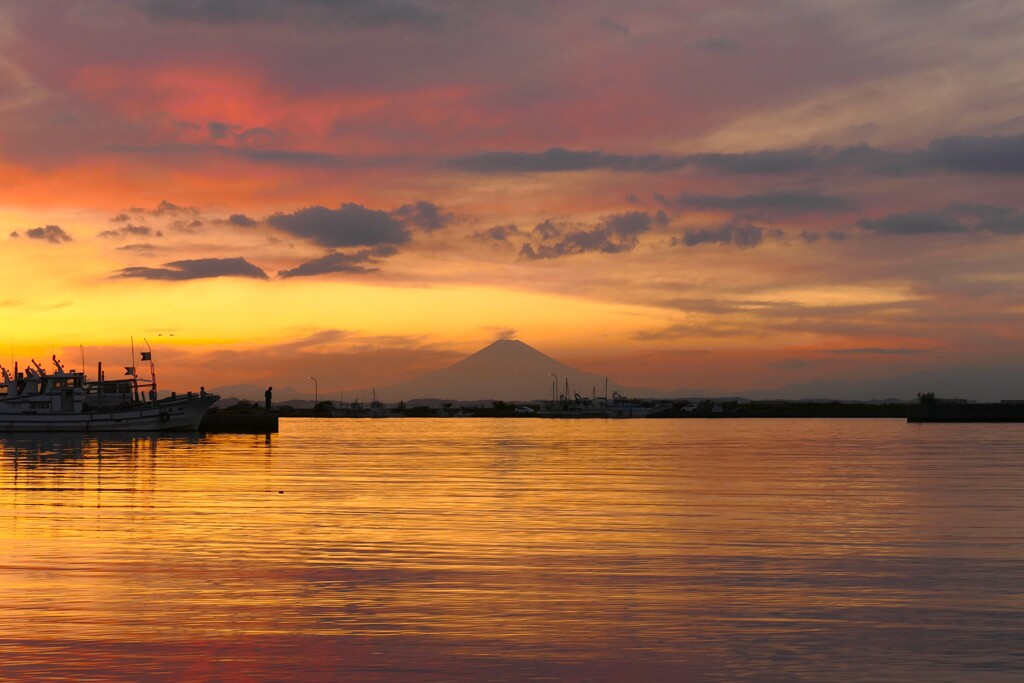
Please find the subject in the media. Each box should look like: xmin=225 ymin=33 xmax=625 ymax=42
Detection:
xmin=265 ymin=386 xmax=273 ymax=411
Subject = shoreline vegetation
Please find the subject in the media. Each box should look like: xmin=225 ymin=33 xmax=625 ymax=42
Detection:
xmin=200 ymin=398 xmax=1024 ymax=432
xmin=205 ymin=395 xmax=1024 ymax=423
xmin=214 ymin=398 xmax=914 ymax=419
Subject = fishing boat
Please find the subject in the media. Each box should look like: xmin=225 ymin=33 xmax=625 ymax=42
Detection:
xmin=0 ymin=349 xmax=217 ymax=432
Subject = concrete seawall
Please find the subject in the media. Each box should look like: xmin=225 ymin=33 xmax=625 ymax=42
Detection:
xmin=909 ymin=402 xmax=1024 ymax=423
xmin=201 ymin=411 xmax=279 ymax=433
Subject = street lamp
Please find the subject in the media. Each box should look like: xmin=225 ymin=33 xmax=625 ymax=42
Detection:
xmin=307 ymin=376 xmax=318 ymax=404
xmin=548 ymin=372 xmax=558 ymax=402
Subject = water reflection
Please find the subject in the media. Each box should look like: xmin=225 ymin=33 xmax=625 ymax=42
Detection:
xmin=1 ymin=420 xmax=1023 ymax=682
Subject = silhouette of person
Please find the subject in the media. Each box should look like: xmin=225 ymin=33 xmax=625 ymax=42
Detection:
xmin=265 ymin=386 xmax=273 ymax=410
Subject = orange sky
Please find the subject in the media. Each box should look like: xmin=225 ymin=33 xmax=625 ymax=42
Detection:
xmin=2 ymin=1 xmax=1023 ymax=398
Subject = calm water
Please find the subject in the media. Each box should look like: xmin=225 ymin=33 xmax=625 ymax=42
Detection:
xmin=1 ymin=418 xmax=1022 ymax=682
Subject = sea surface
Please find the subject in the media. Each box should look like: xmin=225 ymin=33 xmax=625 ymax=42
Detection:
xmin=1 ymin=418 xmax=1022 ymax=682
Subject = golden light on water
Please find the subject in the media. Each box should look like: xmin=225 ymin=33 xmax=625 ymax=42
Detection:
xmin=2 ymin=420 xmax=1023 ymax=680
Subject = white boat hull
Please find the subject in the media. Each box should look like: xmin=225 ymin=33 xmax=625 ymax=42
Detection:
xmin=0 ymin=395 xmax=218 ymax=432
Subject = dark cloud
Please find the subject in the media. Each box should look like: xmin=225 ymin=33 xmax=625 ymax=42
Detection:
xmin=391 ymin=201 xmax=452 ymax=232
xmin=207 ymin=121 xmax=232 ymax=140
xmin=227 ymin=214 xmax=258 ymax=227
xmin=799 ymin=229 xmax=849 ymax=243
xmin=519 ymin=211 xmax=665 ymax=260
xmin=99 ymin=224 xmax=162 ymax=238
xmin=945 ymin=202 xmax=1024 ymax=234
xmin=124 ymin=0 xmax=444 ymax=28
xmin=450 ymin=134 xmax=1024 ymax=177
xmin=277 ymin=245 xmax=398 ymax=278
xmin=117 ymin=243 xmax=161 ymax=252
xmin=531 ymin=219 xmax=562 ymax=241
xmin=859 ymin=203 xmax=1024 ymax=236
xmin=116 ymin=257 xmax=268 ymax=280
xmin=18 ymin=225 xmax=73 ymax=243
xmin=924 ymin=134 xmax=1024 ymax=174
xmin=675 ymin=223 xmax=776 ymax=249
xmin=450 ymin=146 xmax=832 ymax=175
xmin=673 ymin=190 xmax=853 ymax=214
xmin=857 ymin=211 xmax=967 ymax=235
xmin=472 ymin=224 xmax=522 ymax=242
xmin=150 ymin=199 xmax=198 ymax=216
xmin=267 ymin=203 xmax=409 ymax=247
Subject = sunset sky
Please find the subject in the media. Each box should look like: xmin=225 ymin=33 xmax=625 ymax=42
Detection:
xmin=2 ymin=1 xmax=1022 ymax=396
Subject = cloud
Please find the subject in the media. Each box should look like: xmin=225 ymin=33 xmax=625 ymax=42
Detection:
xmin=945 ymin=202 xmax=1024 ymax=234
xmin=450 ymin=135 xmax=1024 ymax=177
xmin=451 ymin=148 xmax=691 ymax=174
xmin=116 ymin=257 xmax=268 ymax=280
xmin=117 ymin=243 xmax=161 ymax=252
xmin=450 ymin=146 xmax=835 ymax=175
xmin=491 ymin=327 xmax=518 ymax=341
xmin=149 ymin=199 xmax=198 ymax=216
xmin=672 ymin=191 xmax=853 ymax=214
xmin=391 ymin=201 xmax=452 ymax=232
xmin=15 ymin=225 xmax=73 ymax=243
xmin=924 ymin=134 xmax=1024 ymax=175
xmin=856 ymin=203 xmax=1024 ymax=236
xmin=226 ymin=214 xmax=258 ymax=227
xmin=857 ymin=212 xmax=967 ymax=235
xmin=123 ymin=0 xmax=445 ymax=28
xmin=278 ymin=245 xmax=398 ymax=278
xmin=519 ymin=211 xmax=667 ymax=260
xmin=798 ymin=230 xmax=848 ymax=243
xmin=532 ymin=219 xmax=562 ymax=241
xmin=675 ymin=223 xmax=776 ymax=249
xmin=267 ymin=203 xmax=410 ymax=247
xmin=472 ymin=223 xmax=522 ymax=243
xmin=821 ymin=347 xmax=941 ymax=356
xmin=99 ymin=224 xmax=162 ymax=238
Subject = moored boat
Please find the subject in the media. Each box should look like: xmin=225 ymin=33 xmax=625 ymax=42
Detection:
xmin=0 ymin=350 xmax=217 ymax=432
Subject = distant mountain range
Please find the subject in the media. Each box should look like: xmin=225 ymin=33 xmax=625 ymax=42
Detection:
xmin=210 ymin=339 xmax=1024 ymax=404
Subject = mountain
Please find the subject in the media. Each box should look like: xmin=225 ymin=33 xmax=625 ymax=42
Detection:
xmin=378 ymin=339 xmax=630 ymax=402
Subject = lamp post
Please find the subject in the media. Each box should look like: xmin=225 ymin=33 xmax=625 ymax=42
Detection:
xmin=548 ymin=372 xmax=558 ymax=403
xmin=307 ymin=376 xmax=318 ymax=405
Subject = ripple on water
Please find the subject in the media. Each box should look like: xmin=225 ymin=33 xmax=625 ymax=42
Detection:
xmin=1 ymin=419 xmax=1023 ymax=682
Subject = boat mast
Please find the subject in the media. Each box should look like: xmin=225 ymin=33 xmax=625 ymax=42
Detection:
xmin=129 ymin=336 xmax=138 ymax=401
xmin=144 ymin=338 xmax=156 ymax=402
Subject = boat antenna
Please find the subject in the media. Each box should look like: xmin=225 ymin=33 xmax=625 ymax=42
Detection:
xmin=80 ymin=344 xmax=85 ymax=373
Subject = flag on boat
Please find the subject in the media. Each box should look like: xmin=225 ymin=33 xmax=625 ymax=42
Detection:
xmin=124 ymin=366 xmax=135 ymax=376
xmin=140 ymin=351 xmax=151 ymax=361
